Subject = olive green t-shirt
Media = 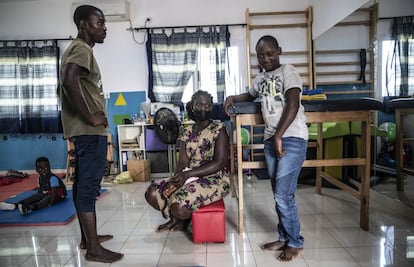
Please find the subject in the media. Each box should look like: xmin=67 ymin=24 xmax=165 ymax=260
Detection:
xmin=59 ymin=38 xmax=108 ymax=138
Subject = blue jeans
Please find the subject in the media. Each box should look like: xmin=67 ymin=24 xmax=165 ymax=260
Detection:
xmin=264 ymin=136 xmax=307 ymax=248
xmin=72 ymin=135 xmax=107 ymax=212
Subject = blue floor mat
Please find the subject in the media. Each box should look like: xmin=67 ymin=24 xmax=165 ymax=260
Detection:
xmin=0 ymin=189 xmax=106 ymax=226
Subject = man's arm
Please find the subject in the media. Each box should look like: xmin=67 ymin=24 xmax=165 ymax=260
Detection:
xmin=61 ymin=63 xmax=107 ymax=127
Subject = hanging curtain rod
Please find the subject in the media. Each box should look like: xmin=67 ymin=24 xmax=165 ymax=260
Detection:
xmin=379 ymin=15 xmax=413 ymax=20
xmin=132 ymin=23 xmax=246 ymax=31
xmin=0 ymin=37 xmax=74 ymax=43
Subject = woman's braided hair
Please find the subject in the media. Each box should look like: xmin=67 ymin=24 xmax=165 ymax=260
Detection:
xmin=185 ymin=90 xmax=213 ymax=121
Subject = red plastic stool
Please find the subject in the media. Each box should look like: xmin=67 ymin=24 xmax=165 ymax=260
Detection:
xmin=192 ymin=199 xmax=226 ymax=243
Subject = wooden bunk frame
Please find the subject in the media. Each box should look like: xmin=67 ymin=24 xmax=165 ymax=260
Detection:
xmin=245 ymin=7 xmax=314 ymax=89
xmin=313 ymin=4 xmax=378 ymax=97
xmin=230 ymin=6 xmax=379 ymax=234
xmin=230 ymin=111 xmax=372 ymax=234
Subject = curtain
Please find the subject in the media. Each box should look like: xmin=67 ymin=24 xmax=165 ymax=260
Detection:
xmin=147 ymin=25 xmax=229 ymax=104
xmin=0 ymin=41 xmax=61 ymax=133
xmin=387 ymin=16 xmax=414 ymax=97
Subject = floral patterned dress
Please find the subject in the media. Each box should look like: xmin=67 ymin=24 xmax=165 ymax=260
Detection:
xmin=152 ymin=121 xmax=230 ymax=217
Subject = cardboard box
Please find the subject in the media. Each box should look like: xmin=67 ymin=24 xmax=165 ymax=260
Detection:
xmin=127 ymin=159 xmax=151 ymax=182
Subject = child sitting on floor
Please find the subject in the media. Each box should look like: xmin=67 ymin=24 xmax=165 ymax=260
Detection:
xmin=17 ymin=157 xmax=67 ymax=215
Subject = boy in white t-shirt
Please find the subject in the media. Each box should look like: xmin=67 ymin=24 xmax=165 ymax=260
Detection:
xmin=224 ymin=35 xmax=308 ymax=262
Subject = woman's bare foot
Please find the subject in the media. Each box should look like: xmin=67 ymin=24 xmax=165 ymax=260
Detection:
xmin=79 ymin=234 xmax=114 ymax=249
xmin=277 ymin=246 xmax=303 ymax=262
xmin=156 ymin=219 xmax=177 ymax=232
xmin=260 ymin=240 xmax=286 ymax=251
xmin=170 ymin=219 xmax=190 ymax=231
xmin=85 ymin=245 xmax=123 ymax=263
xmin=156 ymin=219 xmax=190 ymax=232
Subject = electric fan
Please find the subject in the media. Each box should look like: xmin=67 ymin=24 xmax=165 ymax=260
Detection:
xmin=153 ymin=108 xmax=181 ymax=175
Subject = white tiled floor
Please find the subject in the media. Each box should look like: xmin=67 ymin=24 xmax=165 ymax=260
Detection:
xmin=372 ymin=174 xmax=414 ymax=210
xmin=1 ymin=175 xmax=414 ymax=267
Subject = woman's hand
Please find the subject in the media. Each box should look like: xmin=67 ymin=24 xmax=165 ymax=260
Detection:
xmin=162 ymin=181 xmax=177 ymax=199
xmin=170 ymin=172 xmax=187 ymax=188
xmin=161 ymin=172 xmax=187 ymax=199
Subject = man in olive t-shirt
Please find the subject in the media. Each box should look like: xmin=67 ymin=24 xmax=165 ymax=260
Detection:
xmin=58 ymin=5 xmax=123 ymax=264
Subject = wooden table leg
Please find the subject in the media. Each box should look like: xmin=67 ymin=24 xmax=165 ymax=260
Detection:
xmin=315 ymin=122 xmax=323 ymax=194
xmin=360 ymin=119 xmax=370 ymax=231
xmin=395 ymin=109 xmax=404 ymax=191
xmin=237 ymin=116 xmax=244 ymax=234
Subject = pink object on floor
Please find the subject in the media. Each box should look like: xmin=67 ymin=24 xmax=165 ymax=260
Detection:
xmin=0 ymin=173 xmax=64 ymax=202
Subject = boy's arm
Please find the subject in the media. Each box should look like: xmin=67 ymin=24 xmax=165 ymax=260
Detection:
xmin=47 ymin=175 xmax=63 ymax=207
xmin=48 ymin=187 xmax=58 ymax=207
xmin=223 ymin=92 xmax=256 ymax=116
xmin=273 ymin=88 xmax=301 ymax=157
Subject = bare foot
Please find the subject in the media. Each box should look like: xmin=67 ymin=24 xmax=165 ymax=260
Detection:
xmin=170 ymin=219 xmax=190 ymax=231
xmin=156 ymin=219 xmax=176 ymax=232
xmin=79 ymin=234 xmax=114 ymax=249
xmin=85 ymin=245 xmax=123 ymax=263
xmin=277 ymin=246 xmax=303 ymax=262
xmin=260 ymin=240 xmax=286 ymax=251
xmin=156 ymin=219 xmax=190 ymax=232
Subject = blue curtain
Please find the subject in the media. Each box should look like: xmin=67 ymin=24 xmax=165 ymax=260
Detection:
xmin=147 ymin=26 xmax=230 ymax=104
xmin=388 ymin=16 xmax=414 ymax=97
xmin=0 ymin=41 xmax=62 ymax=133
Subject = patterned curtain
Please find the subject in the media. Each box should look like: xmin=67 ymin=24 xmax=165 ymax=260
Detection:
xmin=0 ymin=41 xmax=61 ymax=133
xmin=147 ymin=26 xmax=229 ymax=104
xmin=388 ymin=16 xmax=414 ymax=97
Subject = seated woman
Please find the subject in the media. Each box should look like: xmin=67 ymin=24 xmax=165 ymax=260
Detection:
xmin=145 ymin=90 xmax=230 ymax=232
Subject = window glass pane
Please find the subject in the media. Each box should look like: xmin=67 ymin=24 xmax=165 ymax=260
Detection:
xmin=199 ymin=47 xmax=218 ymax=102
xmin=381 ymin=40 xmax=399 ymax=96
xmin=381 ymin=39 xmax=414 ymax=97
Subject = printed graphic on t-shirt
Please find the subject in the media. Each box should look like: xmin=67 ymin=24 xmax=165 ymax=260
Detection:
xmin=258 ymin=74 xmax=282 ymax=115
xmin=258 ymin=74 xmax=282 ymax=99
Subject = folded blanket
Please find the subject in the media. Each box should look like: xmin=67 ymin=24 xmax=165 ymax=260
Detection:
xmin=301 ymin=94 xmax=327 ymax=100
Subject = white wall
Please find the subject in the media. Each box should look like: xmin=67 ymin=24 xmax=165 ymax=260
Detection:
xmin=310 ymin=0 xmax=370 ymax=39
xmin=0 ymin=0 xmax=309 ymax=97
xmin=0 ymin=0 xmax=412 ymax=97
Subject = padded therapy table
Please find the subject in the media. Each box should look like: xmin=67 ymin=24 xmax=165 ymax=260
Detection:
xmin=228 ymin=98 xmax=384 ymax=233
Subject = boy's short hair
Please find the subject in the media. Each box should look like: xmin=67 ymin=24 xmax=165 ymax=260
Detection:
xmin=35 ymin=157 xmax=50 ymax=168
xmin=256 ymin=35 xmax=279 ymax=49
xmin=73 ymin=5 xmax=102 ymax=29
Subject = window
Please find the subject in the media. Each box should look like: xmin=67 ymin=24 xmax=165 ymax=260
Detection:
xmin=381 ymin=40 xmax=401 ymax=97
xmin=147 ymin=26 xmax=238 ymax=105
xmin=0 ymin=41 xmax=61 ymax=133
xmin=181 ymin=46 xmax=242 ymax=104
xmin=381 ymin=39 xmax=414 ymax=97
xmin=381 ymin=16 xmax=414 ymax=97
